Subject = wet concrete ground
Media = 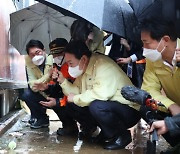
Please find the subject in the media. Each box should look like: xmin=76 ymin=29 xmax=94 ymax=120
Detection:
xmin=0 ymin=110 xmax=170 ymax=154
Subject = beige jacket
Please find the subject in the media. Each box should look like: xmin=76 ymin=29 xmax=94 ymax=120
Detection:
xmin=60 ymin=53 xmax=140 ymax=110
xmin=142 ymin=39 xmax=180 ymax=108
xmin=88 ymin=27 xmax=106 ymax=54
xmin=25 ymin=54 xmax=53 ymax=92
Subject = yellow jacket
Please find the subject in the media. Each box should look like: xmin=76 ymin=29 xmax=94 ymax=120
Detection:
xmin=25 ymin=54 xmax=53 ymax=92
xmin=60 ymin=53 xmax=140 ymax=110
xmin=88 ymin=27 xmax=105 ymax=54
xmin=142 ymin=41 xmax=180 ymax=108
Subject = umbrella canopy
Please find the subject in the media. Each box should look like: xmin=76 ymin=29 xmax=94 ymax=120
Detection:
xmin=10 ymin=2 xmax=76 ymax=54
xmin=128 ymin=0 xmax=163 ymax=22
xmin=37 ymin=0 xmax=136 ymax=40
xmin=129 ymin=0 xmax=180 ymax=37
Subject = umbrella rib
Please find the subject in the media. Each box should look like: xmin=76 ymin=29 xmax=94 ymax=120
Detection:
xmin=48 ymin=17 xmax=70 ymax=28
xmin=45 ymin=6 xmax=66 ymax=24
xmin=27 ymin=7 xmax=47 ymax=17
xmin=27 ymin=6 xmax=71 ymax=28
xmin=21 ymin=19 xmax=47 ymax=51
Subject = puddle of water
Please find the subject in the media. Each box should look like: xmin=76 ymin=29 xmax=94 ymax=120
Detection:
xmin=0 ymin=113 xmax=171 ymax=154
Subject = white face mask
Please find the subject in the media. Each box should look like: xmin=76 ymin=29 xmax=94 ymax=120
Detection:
xmin=143 ymin=39 xmax=165 ymax=62
xmin=68 ymin=59 xmax=84 ymax=78
xmin=32 ymin=54 xmax=45 ymax=66
xmin=53 ymin=56 xmax=64 ymax=67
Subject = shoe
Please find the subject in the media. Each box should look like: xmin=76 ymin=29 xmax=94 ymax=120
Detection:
xmin=104 ymin=130 xmax=132 ymax=150
xmin=91 ymin=131 xmax=106 ymax=144
xmin=57 ymin=125 xmax=78 ymax=136
xmin=30 ymin=116 xmax=49 ymax=129
xmin=78 ymin=127 xmax=97 ymax=140
xmin=28 ymin=117 xmax=36 ymax=125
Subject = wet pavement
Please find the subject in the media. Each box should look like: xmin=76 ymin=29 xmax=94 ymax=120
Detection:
xmin=0 ymin=110 xmax=170 ymax=154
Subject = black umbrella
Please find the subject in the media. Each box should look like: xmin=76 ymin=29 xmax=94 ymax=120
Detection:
xmin=128 ymin=0 xmax=162 ymax=22
xmin=129 ymin=0 xmax=180 ymax=37
xmin=37 ymin=0 xmax=136 ymax=39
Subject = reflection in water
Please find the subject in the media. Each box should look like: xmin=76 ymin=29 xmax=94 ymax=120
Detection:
xmin=73 ymin=139 xmax=83 ymax=152
xmin=0 ymin=113 xmax=171 ymax=154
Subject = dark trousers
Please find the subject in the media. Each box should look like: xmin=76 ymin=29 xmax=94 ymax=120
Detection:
xmin=21 ymin=88 xmax=75 ymax=127
xmin=21 ymin=88 xmax=47 ymax=119
xmin=65 ymin=103 xmax=97 ymax=131
xmin=89 ymin=100 xmax=141 ymax=138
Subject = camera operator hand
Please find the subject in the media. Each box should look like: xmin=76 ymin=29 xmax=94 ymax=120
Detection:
xmin=149 ymin=120 xmax=168 ymax=136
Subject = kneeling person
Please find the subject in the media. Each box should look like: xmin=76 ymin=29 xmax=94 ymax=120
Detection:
xmin=56 ymin=40 xmax=141 ymax=150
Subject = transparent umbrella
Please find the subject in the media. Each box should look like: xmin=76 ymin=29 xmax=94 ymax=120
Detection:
xmin=10 ymin=2 xmax=76 ymax=54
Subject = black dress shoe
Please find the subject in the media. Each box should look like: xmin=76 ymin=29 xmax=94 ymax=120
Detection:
xmin=104 ymin=130 xmax=132 ymax=150
xmin=30 ymin=116 xmax=49 ymax=129
xmin=78 ymin=127 xmax=97 ymax=140
xmin=91 ymin=131 xmax=106 ymax=144
xmin=57 ymin=125 xmax=78 ymax=136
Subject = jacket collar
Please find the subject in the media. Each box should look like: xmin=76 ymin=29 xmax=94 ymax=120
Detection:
xmin=85 ymin=53 xmax=98 ymax=75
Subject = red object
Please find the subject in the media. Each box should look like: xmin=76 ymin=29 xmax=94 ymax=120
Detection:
xmin=60 ymin=63 xmax=74 ymax=80
xmin=60 ymin=96 xmax=68 ymax=106
xmin=145 ymin=98 xmax=158 ymax=110
xmin=49 ymin=62 xmax=74 ymax=106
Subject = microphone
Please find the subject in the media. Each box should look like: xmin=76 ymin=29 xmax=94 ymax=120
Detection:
xmin=121 ymin=85 xmax=151 ymax=106
xmin=121 ymin=86 xmax=169 ymax=113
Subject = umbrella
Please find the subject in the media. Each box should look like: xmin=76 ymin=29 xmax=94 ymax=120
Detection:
xmin=10 ymin=2 xmax=76 ymax=54
xmin=129 ymin=0 xmax=163 ymax=22
xmin=37 ymin=0 xmax=136 ymax=40
xmin=129 ymin=0 xmax=180 ymax=37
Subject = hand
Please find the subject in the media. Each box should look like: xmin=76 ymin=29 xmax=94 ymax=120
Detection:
xmin=116 ymin=57 xmax=131 ymax=64
xmin=57 ymin=71 xmax=65 ymax=84
xmin=52 ymin=68 xmax=59 ymax=80
xmin=67 ymin=93 xmax=75 ymax=102
xmin=39 ymin=97 xmax=56 ymax=108
xmin=33 ymin=82 xmax=48 ymax=91
xmin=176 ymin=48 xmax=180 ymax=62
xmin=168 ymin=104 xmax=180 ymax=116
xmin=149 ymin=120 xmax=168 ymax=135
xmin=120 ymin=38 xmax=130 ymax=50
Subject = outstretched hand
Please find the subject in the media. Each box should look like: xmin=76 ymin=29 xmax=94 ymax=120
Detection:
xmin=39 ymin=97 xmax=56 ymax=108
xmin=116 ymin=57 xmax=131 ymax=64
xmin=67 ymin=93 xmax=75 ymax=102
xmin=33 ymin=82 xmax=48 ymax=91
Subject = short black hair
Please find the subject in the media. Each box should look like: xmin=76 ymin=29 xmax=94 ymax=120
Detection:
xmin=65 ymin=40 xmax=92 ymax=59
xmin=140 ymin=18 xmax=177 ymax=41
xmin=70 ymin=19 xmax=93 ymax=42
xmin=26 ymin=40 xmax=44 ymax=54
